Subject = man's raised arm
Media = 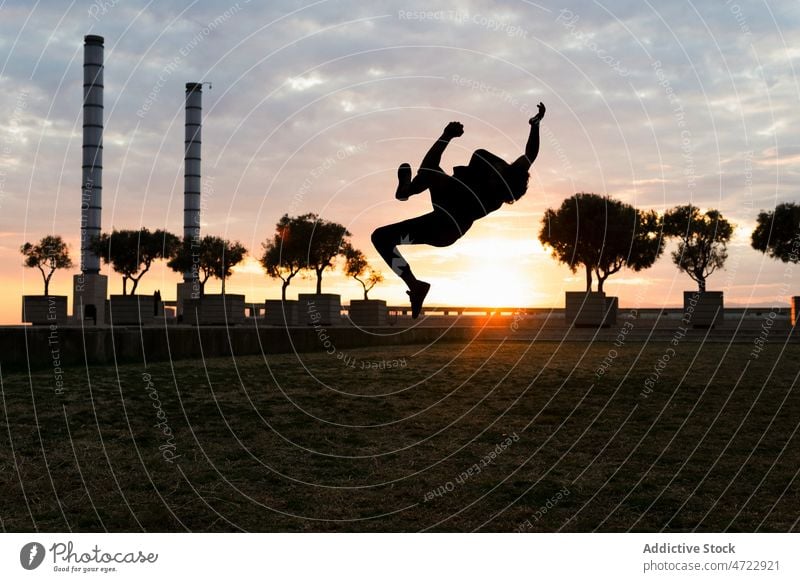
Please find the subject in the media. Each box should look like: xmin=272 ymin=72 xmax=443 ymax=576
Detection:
xmin=419 ymin=121 xmax=464 ymax=170
xmin=515 ymin=102 xmax=545 ymax=168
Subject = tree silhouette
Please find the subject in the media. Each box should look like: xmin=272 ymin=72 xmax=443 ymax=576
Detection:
xmin=167 ymin=237 xmax=205 ymax=294
xmin=664 ymin=205 xmax=734 ymax=293
xmin=300 ymin=214 xmax=351 ymax=294
xmin=344 ymin=245 xmax=383 ymax=299
xmin=168 ymin=235 xmax=247 ymax=296
xmin=539 ymin=193 xmax=665 ymax=292
xmin=20 ymin=235 xmax=73 ymax=295
xmin=595 ymin=208 xmax=664 ymax=293
xmin=751 ymin=202 xmax=800 ymax=263
xmin=260 ymin=214 xmax=311 ymax=301
xmin=91 ymin=229 xmax=179 ymax=295
xmin=209 ymin=237 xmax=247 ymax=295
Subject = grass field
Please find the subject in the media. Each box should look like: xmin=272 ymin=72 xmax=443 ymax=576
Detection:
xmin=1 ymin=339 xmax=799 ymax=532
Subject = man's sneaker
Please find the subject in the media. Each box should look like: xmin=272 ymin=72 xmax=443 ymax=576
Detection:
xmin=406 ymin=280 xmax=430 ymax=319
xmin=395 ymin=163 xmax=412 ymax=201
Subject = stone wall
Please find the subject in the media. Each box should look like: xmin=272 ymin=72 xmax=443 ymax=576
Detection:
xmin=1 ymin=324 xmax=479 ymax=372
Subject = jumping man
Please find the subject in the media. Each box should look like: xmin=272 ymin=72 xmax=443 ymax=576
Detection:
xmin=371 ymin=103 xmax=546 ymax=318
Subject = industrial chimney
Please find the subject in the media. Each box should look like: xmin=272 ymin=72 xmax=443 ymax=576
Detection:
xmin=73 ymin=34 xmax=108 ymax=324
xmin=184 ymin=82 xmax=202 ymax=259
xmin=81 ymin=35 xmax=103 ymax=273
xmin=176 ymin=82 xmax=203 ymax=316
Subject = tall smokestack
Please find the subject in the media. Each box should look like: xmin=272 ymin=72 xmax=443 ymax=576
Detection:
xmin=183 ymin=82 xmax=202 ymax=281
xmin=73 ymin=34 xmax=108 ymax=325
xmin=81 ymin=35 xmax=103 ymax=274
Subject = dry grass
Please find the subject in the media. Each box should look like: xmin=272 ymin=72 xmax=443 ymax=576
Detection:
xmin=1 ymin=339 xmax=799 ymax=532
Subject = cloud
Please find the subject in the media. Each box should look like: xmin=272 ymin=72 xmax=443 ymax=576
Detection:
xmin=2 ymin=0 xmax=800 ymax=321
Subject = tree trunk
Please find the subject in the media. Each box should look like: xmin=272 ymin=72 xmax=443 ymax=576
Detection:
xmin=123 ymin=277 xmax=128 ymax=296
xmin=221 ymin=276 xmax=226 ymax=295
xmin=597 ymin=275 xmax=606 ymax=294
xmin=282 ymin=281 xmax=289 ymax=302
xmin=698 ymin=277 xmax=706 ymax=293
xmin=131 ymin=277 xmax=139 ymax=295
xmin=585 ymin=264 xmax=593 ymax=292
xmin=316 ymin=269 xmax=323 ymax=294
xmin=355 ymin=276 xmax=368 ymax=300
xmin=43 ymin=275 xmax=50 ymax=296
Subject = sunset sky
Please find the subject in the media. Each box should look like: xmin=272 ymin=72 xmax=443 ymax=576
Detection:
xmin=2 ymin=0 xmax=799 ymax=323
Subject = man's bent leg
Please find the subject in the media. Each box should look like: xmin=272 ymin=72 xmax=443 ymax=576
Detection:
xmin=371 ymin=213 xmax=454 ymax=318
xmin=371 ymin=220 xmax=420 ymax=288
xmin=397 ymin=165 xmax=446 ymax=200
xmin=396 ymin=163 xmax=413 ymax=201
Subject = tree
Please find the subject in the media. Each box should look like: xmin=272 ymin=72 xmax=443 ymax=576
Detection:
xmin=300 ymin=214 xmax=351 ymax=294
xmin=167 ymin=237 xmax=204 ymax=293
xmin=169 ymin=236 xmax=206 ymax=295
xmin=594 ymin=208 xmax=664 ymax=293
xmin=20 ymin=235 xmax=74 ymax=295
xmin=91 ymin=228 xmax=179 ymax=295
xmin=663 ymin=204 xmax=734 ymax=292
xmin=751 ymin=202 xmax=800 ymax=263
xmin=260 ymin=214 xmax=313 ymax=301
xmin=210 ymin=237 xmax=247 ymax=294
xmin=167 ymin=235 xmax=247 ymax=296
xmin=539 ymin=193 xmax=665 ymax=292
xmin=344 ymin=245 xmax=383 ymax=299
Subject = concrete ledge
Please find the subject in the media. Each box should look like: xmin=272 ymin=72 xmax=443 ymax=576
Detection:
xmin=1 ymin=323 xmax=482 ymax=372
xmin=264 ymin=299 xmax=299 ymax=326
xmin=5 ymin=315 xmax=800 ymax=373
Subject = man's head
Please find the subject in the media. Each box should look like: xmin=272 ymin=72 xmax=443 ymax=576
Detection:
xmin=501 ymin=163 xmax=530 ymax=203
xmin=479 ymin=160 xmax=530 ymax=204
xmin=467 ymin=150 xmax=530 ymax=203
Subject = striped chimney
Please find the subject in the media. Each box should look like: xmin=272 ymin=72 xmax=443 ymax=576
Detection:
xmin=183 ymin=82 xmax=202 ymax=281
xmin=80 ymin=34 xmax=104 ymax=274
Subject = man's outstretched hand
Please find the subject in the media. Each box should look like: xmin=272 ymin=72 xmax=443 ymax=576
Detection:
xmin=530 ymin=102 xmax=546 ymax=125
xmin=442 ymin=121 xmax=464 ymax=139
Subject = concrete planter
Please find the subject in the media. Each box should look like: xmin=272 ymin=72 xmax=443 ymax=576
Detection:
xmin=22 ymin=295 xmax=68 ymax=325
xmin=299 ymin=293 xmax=343 ymax=326
xmin=348 ymin=299 xmax=388 ymax=326
xmin=108 ymin=295 xmax=162 ymax=325
xmin=182 ymin=294 xmax=245 ymax=325
xmin=791 ymin=297 xmax=800 ymax=326
xmin=264 ymin=299 xmax=299 ymax=326
xmin=684 ymin=291 xmax=723 ymax=328
xmin=565 ymin=291 xmax=616 ymax=328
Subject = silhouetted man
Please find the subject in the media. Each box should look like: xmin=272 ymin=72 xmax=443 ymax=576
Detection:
xmin=372 ymin=103 xmax=545 ymax=318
